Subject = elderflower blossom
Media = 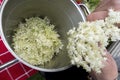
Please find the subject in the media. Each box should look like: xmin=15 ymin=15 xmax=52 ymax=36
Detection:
xmin=105 ymin=9 xmax=120 ymax=24
xmin=13 ymin=17 xmax=63 ymax=65
xmin=67 ymin=9 xmax=120 ymax=73
xmin=104 ymin=9 xmax=120 ymax=41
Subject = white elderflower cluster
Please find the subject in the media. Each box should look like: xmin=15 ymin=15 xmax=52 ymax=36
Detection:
xmin=105 ymin=9 xmax=120 ymax=41
xmin=67 ymin=9 xmax=120 ymax=73
xmin=13 ymin=17 xmax=63 ymax=65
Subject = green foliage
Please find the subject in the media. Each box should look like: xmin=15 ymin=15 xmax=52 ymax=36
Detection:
xmin=27 ymin=72 xmax=45 ymax=80
xmin=83 ymin=0 xmax=100 ymax=11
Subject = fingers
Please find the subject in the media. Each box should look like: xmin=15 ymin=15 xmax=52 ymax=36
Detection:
xmin=94 ymin=0 xmax=120 ymax=12
xmin=94 ymin=0 xmax=110 ymax=12
xmin=103 ymin=53 xmax=115 ymax=64
xmin=87 ymin=0 xmax=120 ymax=21
xmin=87 ymin=11 xmax=108 ymax=21
xmin=87 ymin=9 xmax=120 ymax=22
xmin=102 ymin=53 xmax=118 ymax=72
xmin=111 ymin=0 xmax=120 ymax=5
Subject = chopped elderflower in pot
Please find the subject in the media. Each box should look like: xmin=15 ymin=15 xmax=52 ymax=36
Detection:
xmin=13 ymin=17 xmax=63 ymax=65
xmin=67 ymin=9 xmax=120 ymax=73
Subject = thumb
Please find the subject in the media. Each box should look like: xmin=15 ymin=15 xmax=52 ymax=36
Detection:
xmin=87 ymin=11 xmax=108 ymax=21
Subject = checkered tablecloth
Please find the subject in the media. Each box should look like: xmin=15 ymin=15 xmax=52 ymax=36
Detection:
xmin=0 ymin=0 xmax=2 ymax=4
xmin=0 ymin=37 xmax=38 ymax=80
xmin=0 ymin=0 xmax=38 ymax=80
xmin=0 ymin=0 xmax=80 ymax=80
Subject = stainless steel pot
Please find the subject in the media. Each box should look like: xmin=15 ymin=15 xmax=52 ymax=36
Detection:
xmin=0 ymin=0 xmax=120 ymax=73
xmin=0 ymin=0 xmax=89 ymax=72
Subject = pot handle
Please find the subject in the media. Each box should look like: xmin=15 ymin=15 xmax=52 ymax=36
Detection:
xmin=0 ymin=0 xmax=5 ymax=36
xmin=0 ymin=59 xmax=18 ymax=70
xmin=78 ymin=4 xmax=90 ymax=16
xmin=0 ymin=1 xmax=18 ymax=70
xmin=70 ymin=0 xmax=90 ymax=21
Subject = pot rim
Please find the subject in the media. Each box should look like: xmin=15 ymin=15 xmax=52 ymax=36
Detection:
xmin=0 ymin=0 xmax=85 ymax=72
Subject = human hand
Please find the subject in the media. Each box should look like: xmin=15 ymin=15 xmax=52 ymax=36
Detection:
xmin=86 ymin=0 xmax=120 ymax=80
xmin=87 ymin=0 xmax=120 ymax=21
xmin=90 ymin=53 xmax=118 ymax=80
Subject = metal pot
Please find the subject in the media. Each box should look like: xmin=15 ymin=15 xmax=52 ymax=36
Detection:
xmin=0 ymin=0 xmax=89 ymax=72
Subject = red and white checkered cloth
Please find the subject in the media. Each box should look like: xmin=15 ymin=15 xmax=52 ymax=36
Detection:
xmin=0 ymin=37 xmax=38 ymax=80
xmin=0 ymin=0 xmax=83 ymax=80
xmin=0 ymin=0 xmax=2 ymax=4
xmin=0 ymin=0 xmax=38 ymax=80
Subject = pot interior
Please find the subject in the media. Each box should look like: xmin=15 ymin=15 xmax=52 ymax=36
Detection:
xmin=1 ymin=0 xmax=84 ymax=72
